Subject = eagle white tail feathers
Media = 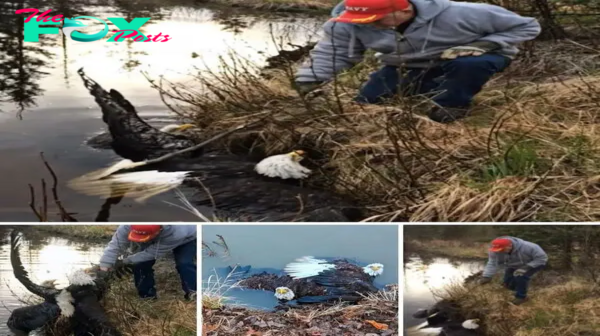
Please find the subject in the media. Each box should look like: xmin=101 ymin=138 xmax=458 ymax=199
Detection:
xmin=68 ymin=162 xmax=190 ymax=203
xmin=283 ymin=256 xmax=335 ymax=279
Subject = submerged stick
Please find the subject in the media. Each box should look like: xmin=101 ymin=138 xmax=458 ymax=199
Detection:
xmin=104 ymin=118 xmax=267 ymax=176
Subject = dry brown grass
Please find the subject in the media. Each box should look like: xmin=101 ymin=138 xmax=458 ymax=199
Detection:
xmin=34 ymin=225 xmax=119 ymax=240
xmin=104 ymin=260 xmax=196 ymax=336
xmin=434 ymin=275 xmax=600 ymax=336
xmin=202 ymin=284 xmax=398 ymax=335
xmin=150 ymin=39 xmax=600 ymax=222
xmin=406 ymin=239 xmax=490 ymax=259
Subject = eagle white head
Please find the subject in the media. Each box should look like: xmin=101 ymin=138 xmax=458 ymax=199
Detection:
xmin=274 ymin=286 xmax=295 ymax=301
xmin=363 ymin=263 xmax=384 ymax=276
xmin=255 ymin=150 xmax=312 ymax=180
xmin=66 ymin=269 xmax=96 ymax=286
xmin=462 ymin=319 xmax=480 ymax=329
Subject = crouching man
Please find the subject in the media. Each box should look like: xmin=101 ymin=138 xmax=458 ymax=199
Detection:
xmin=294 ymin=0 xmax=541 ymax=123
xmin=98 ymin=225 xmax=197 ymax=300
xmin=478 ymin=236 xmax=547 ymax=305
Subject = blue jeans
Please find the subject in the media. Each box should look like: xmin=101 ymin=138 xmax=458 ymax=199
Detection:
xmin=133 ymin=239 xmax=197 ymax=298
xmin=355 ymin=54 xmax=511 ymax=108
xmin=503 ymin=265 xmax=544 ymax=299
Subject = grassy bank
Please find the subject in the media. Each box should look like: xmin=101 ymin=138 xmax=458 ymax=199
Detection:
xmin=204 ymin=0 xmax=338 ymax=13
xmin=405 ymin=239 xmax=490 ymax=260
xmin=104 ymin=260 xmax=196 ymax=336
xmin=435 ymin=272 xmax=600 ymax=335
xmin=202 ymin=285 xmax=398 ymax=335
xmin=154 ymin=34 xmax=600 ymax=221
xmin=33 ymin=225 xmax=118 ymax=240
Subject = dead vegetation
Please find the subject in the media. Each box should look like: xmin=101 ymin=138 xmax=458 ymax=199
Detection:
xmin=434 ymin=273 xmax=600 ymax=336
xmin=148 ymin=35 xmax=600 ymax=222
xmin=202 ymin=284 xmax=398 ymax=335
xmin=103 ymin=260 xmax=197 ymax=336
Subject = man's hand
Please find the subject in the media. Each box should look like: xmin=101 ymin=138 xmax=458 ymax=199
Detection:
xmin=292 ymin=81 xmax=323 ymax=97
xmin=441 ymin=46 xmax=487 ymax=60
xmin=113 ymin=259 xmax=134 ymax=278
xmin=478 ymin=277 xmax=492 ymax=285
xmin=513 ymin=266 xmax=532 ymax=277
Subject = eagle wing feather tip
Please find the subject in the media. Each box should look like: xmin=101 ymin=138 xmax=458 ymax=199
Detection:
xmin=284 ymin=257 xmax=336 ymax=279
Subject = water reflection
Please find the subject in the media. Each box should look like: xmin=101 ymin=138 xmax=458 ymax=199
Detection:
xmin=403 ymin=255 xmax=484 ymax=333
xmin=0 ymin=227 xmax=106 ymax=334
xmin=202 ymin=225 xmax=399 ymax=311
xmin=1 ymin=0 xmax=323 ymax=117
xmin=0 ymin=1 xmax=323 ymax=221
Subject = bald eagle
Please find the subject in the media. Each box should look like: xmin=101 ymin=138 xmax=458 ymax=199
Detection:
xmin=235 ymin=256 xmax=384 ymax=304
xmin=410 ymin=300 xmax=481 ymax=335
xmin=7 ymin=230 xmax=96 ymax=336
xmin=66 ymin=279 xmax=123 ymax=336
xmin=72 ymin=69 xmax=362 ymax=222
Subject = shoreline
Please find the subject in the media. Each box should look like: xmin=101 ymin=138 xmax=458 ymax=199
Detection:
xmin=25 ymin=224 xmax=118 ymax=241
xmin=404 ymin=239 xmax=490 ymax=262
xmin=203 ymin=0 xmax=337 ymax=14
xmin=202 ymin=284 xmax=399 ymax=335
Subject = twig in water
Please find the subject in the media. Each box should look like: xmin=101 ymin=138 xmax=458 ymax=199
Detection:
xmin=40 ymin=152 xmax=78 ymax=222
xmin=27 ymin=152 xmax=78 ymax=222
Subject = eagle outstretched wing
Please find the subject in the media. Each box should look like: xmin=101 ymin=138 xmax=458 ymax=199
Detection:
xmin=78 ymin=68 xmax=199 ymax=162
xmin=10 ymin=230 xmax=61 ymax=301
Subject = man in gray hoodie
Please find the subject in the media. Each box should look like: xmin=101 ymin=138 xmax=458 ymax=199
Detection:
xmin=98 ymin=225 xmax=197 ymax=300
xmin=294 ymin=0 xmax=541 ymax=123
xmin=478 ymin=236 xmax=547 ymax=305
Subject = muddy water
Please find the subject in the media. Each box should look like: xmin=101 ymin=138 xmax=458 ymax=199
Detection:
xmin=0 ymin=1 xmax=323 ymax=221
xmin=201 ymin=225 xmax=399 ymax=310
xmin=403 ymin=255 xmax=485 ymax=335
xmin=0 ymin=226 xmax=106 ymax=334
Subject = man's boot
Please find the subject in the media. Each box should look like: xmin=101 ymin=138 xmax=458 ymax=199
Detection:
xmin=511 ymin=297 xmax=528 ymax=305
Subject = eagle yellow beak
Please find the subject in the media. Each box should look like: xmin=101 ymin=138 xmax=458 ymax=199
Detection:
xmin=288 ymin=150 xmax=306 ymax=162
xmin=276 ymin=288 xmax=288 ymax=294
xmin=371 ymin=266 xmax=381 ymax=271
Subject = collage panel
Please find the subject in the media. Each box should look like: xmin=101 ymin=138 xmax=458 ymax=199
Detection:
xmin=0 ymin=224 xmax=197 ymax=336
xmin=404 ymin=224 xmax=599 ymax=336
xmin=201 ymin=224 xmax=399 ymax=335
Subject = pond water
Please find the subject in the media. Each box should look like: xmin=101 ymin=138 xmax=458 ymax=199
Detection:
xmin=201 ymin=224 xmax=399 ymax=310
xmin=0 ymin=226 xmax=106 ymax=334
xmin=403 ymin=255 xmax=485 ymax=335
xmin=0 ymin=0 xmax=324 ymax=221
